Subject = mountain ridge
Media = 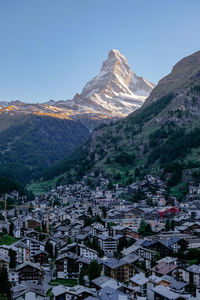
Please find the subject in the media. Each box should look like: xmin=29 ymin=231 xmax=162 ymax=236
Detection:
xmin=39 ymin=49 xmax=200 ymax=197
xmin=0 ymin=49 xmax=154 ymax=121
xmin=146 ymin=49 xmax=200 ymax=105
xmin=0 ymin=50 xmax=154 ymax=184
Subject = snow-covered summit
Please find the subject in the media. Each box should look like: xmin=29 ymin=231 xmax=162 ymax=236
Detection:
xmin=73 ymin=49 xmax=155 ymax=117
xmin=0 ymin=49 xmax=155 ymax=119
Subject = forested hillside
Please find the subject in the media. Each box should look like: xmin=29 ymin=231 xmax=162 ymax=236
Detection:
xmin=0 ymin=114 xmax=89 ymax=184
xmin=37 ymin=50 xmax=200 ymax=198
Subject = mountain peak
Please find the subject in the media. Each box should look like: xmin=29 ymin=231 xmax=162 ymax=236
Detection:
xmin=76 ymin=50 xmax=155 ymax=117
xmin=101 ymin=49 xmax=129 ymax=74
xmin=108 ymin=49 xmax=126 ymax=60
xmin=0 ymin=50 xmax=155 ymax=120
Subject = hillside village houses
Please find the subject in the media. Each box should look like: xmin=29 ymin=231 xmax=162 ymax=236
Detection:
xmin=2 ymin=174 xmax=200 ymax=299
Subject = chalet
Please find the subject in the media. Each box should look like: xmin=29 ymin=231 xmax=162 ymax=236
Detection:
xmin=52 ymin=284 xmax=96 ymax=300
xmin=12 ymin=282 xmax=49 ymax=300
xmin=13 ymin=241 xmax=31 ymax=263
xmin=130 ymin=273 xmax=149 ymax=297
xmin=16 ymin=262 xmax=43 ymax=284
xmin=92 ymin=275 xmax=119 ymax=290
xmin=159 ymin=275 xmax=189 ymax=292
xmin=103 ymin=257 xmax=137 ymax=282
xmin=56 ymin=226 xmax=69 ymax=237
xmin=127 ymin=182 xmax=142 ymax=194
xmin=96 ymin=286 xmax=128 ymax=300
xmin=178 ymin=222 xmax=200 ymax=235
xmin=20 ymin=237 xmax=45 ymax=258
xmin=151 ymin=262 xmax=178 ymax=277
xmin=111 ymin=225 xmax=129 ymax=236
xmin=55 ymin=252 xmax=79 ymax=278
xmin=65 ymin=243 xmax=98 ymax=260
xmin=76 ymin=233 xmax=89 ymax=244
xmin=25 ymin=230 xmax=40 ymax=240
xmin=116 ymin=207 xmax=145 ymax=220
xmin=97 ymin=234 xmax=123 ymax=255
xmin=33 ymin=250 xmax=49 ymax=265
xmin=142 ymin=240 xmax=172 ymax=257
xmin=126 ymin=228 xmax=139 ymax=239
xmin=136 ymin=246 xmax=157 ymax=269
xmin=152 ymin=284 xmax=193 ymax=300
xmin=93 ymin=226 xmax=109 ymax=236
xmin=184 ymin=264 xmax=200 ymax=287
xmin=24 ymin=218 xmax=42 ymax=230
xmin=78 ymin=244 xmax=98 ymax=260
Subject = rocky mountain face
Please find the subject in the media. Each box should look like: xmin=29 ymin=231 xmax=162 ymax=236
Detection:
xmin=45 ymin=49 xmax=200 ymax=196
xmin=0 ymin=50 xmax=154 ymax=184
xmin=71 ymin=49 xmax=155 ymax=117
xmin=146 ymin=49 xmax=200 ymax=104
xmin=0 ymin=49 xmax=154 ymax=123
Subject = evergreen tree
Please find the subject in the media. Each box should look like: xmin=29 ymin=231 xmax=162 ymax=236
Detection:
xmin=9 ymin=221 xmax=14 ymax=236
xmin=138 ymin=219 xmax=152 ymax=236
xmin=2 ymin=227 xmax=7 ymax=236
xmin=45 ymin=240 xmax=53 ymax=258
xmin=107 ymin=181 xmax=113 ymax=190
xmin=84 ymin=237 xmax=91 ymax=248
xmin=146 ymin=223 xmax=152 ymax=234
xmin=101 ymin=206 xmax=107 ymax=218
xmin=79 ymin=267 xmax=85 ymax=286
xmin=114 ymin=172 xmax=121 ymax=180
xmin=90 ymin=237 xmax=104 ymax=257
xmin=91 ymin=237 xmax=99 ymax=251
xmin=67 ymin=237 xmax=72 ymax=245
xmin=98 ymin=248 xmax=104 ymax=258
xmin=8 ymin=249 xmax=16 ymax=268
xmin=171 ymin=219 xmax=175 ymax=231
xmin=35 ymin=226 xmax=42 ymax=233
xmin=165 ymin=219 xmax=170 ymax=231
xmin=42 ymin=221 xmax=46 ymax=233
xmin=88 ymin=206 xmax=93 ymax=217
xmin=134 ymin=168 xmax=140 ymax=177
xmin=0 ymin=265 xmax=11 ymax=299
xmin=88 ymin=260 xmax=101 ymax=283
xmin=117 ymin=237 xmax=127 ymax=253
xmin=39 ymin=233 xmax=46 ymax=241
xmin=54 ymin=246 xmax=58 ymax=258
xmin=106 ymin=157 xmax=111 ymax=164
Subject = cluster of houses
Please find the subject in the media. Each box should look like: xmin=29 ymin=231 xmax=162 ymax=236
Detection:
xmin=1 ymin=175 xmax=200 ymax=299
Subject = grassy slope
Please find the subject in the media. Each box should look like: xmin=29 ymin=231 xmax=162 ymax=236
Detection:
xmin=27 ymin=178 xmax=58 ymax=195
xmin=0 ymin=235 xmax=18 ymax=245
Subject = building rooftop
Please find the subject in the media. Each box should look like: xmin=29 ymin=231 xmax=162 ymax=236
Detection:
xmin=151 ymin=262 xmax=177 ymax=275
xmin=103 ymin=258 xmax=126 ymax=269
xmin=186 ymin=264 xmax=200 ymax=274
xmin=98 ymin=286 xmax=128 ymax=300
xmin=92 ymin=276 xmax=119 ymax=289
xmin=152 ymin=284 xmax=191 ymax=300
xmin=130 ymin=273 xmax=149 ymax=286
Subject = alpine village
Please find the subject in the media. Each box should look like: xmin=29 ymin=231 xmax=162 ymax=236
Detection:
xmin=2 ymin=27 xmax=200 ymax=300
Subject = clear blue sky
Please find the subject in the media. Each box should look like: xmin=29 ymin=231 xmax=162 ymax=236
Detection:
xmin=0 ymin=0 xmax=200 ymax=103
